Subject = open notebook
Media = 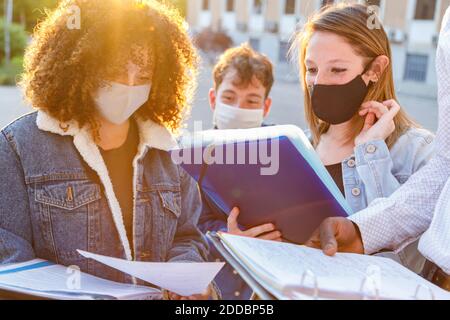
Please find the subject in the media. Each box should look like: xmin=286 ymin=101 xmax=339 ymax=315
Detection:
xmin=0 ymin=260 xmax=161 ymax=300
xmin=207 ymin=232 xmax=450 ymax=300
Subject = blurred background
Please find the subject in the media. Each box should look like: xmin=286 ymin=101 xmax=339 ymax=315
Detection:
xmin=0 ymin=0 xmax=444 ymax=132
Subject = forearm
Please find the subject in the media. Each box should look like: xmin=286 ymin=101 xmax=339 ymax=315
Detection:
xmin=349 ymin=154 xmax=450 ymax=254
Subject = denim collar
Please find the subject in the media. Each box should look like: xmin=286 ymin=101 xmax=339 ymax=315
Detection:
xmin=35 ymin=110 xmax=179 ymax=152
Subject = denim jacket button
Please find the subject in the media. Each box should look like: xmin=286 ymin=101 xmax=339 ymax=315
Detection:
xmin=234 ymin=291 xmax=241 ymax=297
xmin=232 ymin=270 xmax=238 ymax=275
xmin=366 ymin=144 xmax=377 ymax=154
xmin=351 ymin=188 xmax=361 ymax=196
xmin=347 ymin=159 xmax=356 ymax=168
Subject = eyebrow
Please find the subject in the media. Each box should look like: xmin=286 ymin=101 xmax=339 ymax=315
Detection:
xmin=222 ymin=90 xmax=236 ymax=95
xmin=305 ymin=58 xmax=351 ymax=64
xmin=247 ymin=93 xmax=263 ymax=99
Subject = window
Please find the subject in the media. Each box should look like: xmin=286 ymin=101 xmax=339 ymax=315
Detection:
xmin=321 ymin=0 xmax=334 ymax=7
xmin=253 ymin=0 xmax=263 ymax=15
xmin=237 ymin=23 xmax=248 ymax=32
xmin=365 ymin=0 xmax=381 ymax=7
xmin=202 ymin=0 xmax=209 ymax=11
xmin=414 ymin=0 xmax=436 ymax=20
xmin=285 ymin=0 xmax=296 ymax=15
xmin=279 ymin=40 xmax=290 ymax=63
xmin=265 ymin=21 xmax=279 ymax=33
xmin=226 ymin=0 xmax=234 ymax=12
xmin=249 ymin=38 xmax=261 ymax=51
xmin=404 ymin=54 xmax=428 ymax=82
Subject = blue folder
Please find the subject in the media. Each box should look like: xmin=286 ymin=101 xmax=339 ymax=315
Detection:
xmin=172 ymin=125 xmax=351 ymax=244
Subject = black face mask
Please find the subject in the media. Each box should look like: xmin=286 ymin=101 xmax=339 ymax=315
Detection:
xmin=310 ymin=75 xmax=370 ymax=125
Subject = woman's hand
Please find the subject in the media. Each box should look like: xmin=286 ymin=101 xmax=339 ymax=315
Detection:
xmin=227 ymin=207 xmax=283 ymax=241
xmin=354 ymin=99 xmax=401 ymax=146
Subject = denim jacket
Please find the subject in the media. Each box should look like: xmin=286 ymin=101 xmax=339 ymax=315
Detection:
xmin=0 ymin=110 xmax=219 ymax=296
xmin=341 ymin=129 xmax=434 ymax=213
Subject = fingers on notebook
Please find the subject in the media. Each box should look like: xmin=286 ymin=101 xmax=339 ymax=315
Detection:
xmin=257 ymin=230 xmax=282 ymax=241
xmin=305 ymin=229 xmax=321 ymax=249
xmin=320 ymin=220 xmax=339 ymax=256
xmin=246 ymin=223 xmax=276 ymax=238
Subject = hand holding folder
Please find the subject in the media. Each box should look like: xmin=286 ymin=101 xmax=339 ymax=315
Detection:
xmin=172 ymin=125 xmax=351 ymax=244
xmin=227 ymin=207 xmax=283 ymax=242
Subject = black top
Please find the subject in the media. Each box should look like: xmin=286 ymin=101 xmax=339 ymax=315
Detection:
xmin=100 ymin=120 xmax=139 ymax=253
xmin=325 ymin=162 xmax=345 ymax=197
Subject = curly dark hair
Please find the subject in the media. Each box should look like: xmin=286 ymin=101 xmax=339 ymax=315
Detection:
xmin=20 ymin=0 xmax=198 ymax=137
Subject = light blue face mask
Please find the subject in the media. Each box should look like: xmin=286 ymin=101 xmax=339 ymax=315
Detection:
xmin=94 ymin=81 xmax=152 ymax=125
xmin=213 ymin=102 xmax=265 ymax=129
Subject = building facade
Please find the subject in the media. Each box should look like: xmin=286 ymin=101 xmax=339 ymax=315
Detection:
xmin=187 ymin=0 xmax=450 ymax=97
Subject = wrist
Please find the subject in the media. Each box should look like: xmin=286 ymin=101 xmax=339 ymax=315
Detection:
xmin=355 ymin=135 xmax=384 ymax=146
xmin=351 ymin=221 xmax=365 ymax=254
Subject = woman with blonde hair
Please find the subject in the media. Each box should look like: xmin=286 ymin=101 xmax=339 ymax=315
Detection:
xmin=295 ymin=3 xmax=435 ymax=273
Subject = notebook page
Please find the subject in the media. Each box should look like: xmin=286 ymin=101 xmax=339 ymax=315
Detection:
xmin=78 ymin=250 xmax=225 ymax=297
xmin=0 ymin=259 xmax=161 ymax=300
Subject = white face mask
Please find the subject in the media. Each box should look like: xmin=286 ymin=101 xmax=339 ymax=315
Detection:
xmin=94 ymin=81 xmax=151 ymax=125
xmin=213 ymin=102 xmax=265 ymax=130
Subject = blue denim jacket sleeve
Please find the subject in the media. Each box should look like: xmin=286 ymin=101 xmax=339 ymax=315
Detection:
xmin=198 ymin=194 xmax=228 ymax=235
xmin=354 ymin=130 xmax=435 ymax=205
xmin=0 ymin=131 xmax=35 ymax=263
xmin=166 ymin=167 xmax=210 ymax=264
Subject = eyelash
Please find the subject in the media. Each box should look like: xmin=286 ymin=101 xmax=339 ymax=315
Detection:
xmin=332 ymin=68 xmax=347 ymax=73
xmin=306 ymin=68 xmax=347 ymax=74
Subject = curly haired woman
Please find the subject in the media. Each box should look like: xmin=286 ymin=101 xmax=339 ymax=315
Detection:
xmin=0 ymin=0 xmax=219 ymax=300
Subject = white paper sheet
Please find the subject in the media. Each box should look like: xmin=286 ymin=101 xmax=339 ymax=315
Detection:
xmin=77 ymin=250 xmax=225 ymax=297
xmin=219 ymin=233 xmax=450 ymax=300
xmin=0 ymin=259 xmax=161 ymax=300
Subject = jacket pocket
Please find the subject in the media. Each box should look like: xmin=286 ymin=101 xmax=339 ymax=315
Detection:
xmin=157 ymin=189 xmax=181 ymax=219
xmin=142 ymin=185 xmax=181 ymax=261
xmin=35 ymin=180 xmax=101 ymax=210
xmin=33 ymin=180 xmax=101 ymax=266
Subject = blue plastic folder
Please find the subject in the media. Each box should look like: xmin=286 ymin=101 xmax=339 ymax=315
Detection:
xmin=171 ymin=125 xmax=351 ymax=244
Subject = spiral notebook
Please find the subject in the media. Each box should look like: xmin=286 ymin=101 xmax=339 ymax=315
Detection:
xmin=207 ymin=232 xmax=450 ymax=300
xmin=172 ymin=125 xmax=351 ymax=244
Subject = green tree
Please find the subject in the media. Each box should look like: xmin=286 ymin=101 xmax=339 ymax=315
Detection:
xmin=160 ymin=0 xmax=187 ymax=18
xmin=0 ymin=18 xmax=27 ymax=62
xmin=0 ymin=0 xmax=58 ymax=32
